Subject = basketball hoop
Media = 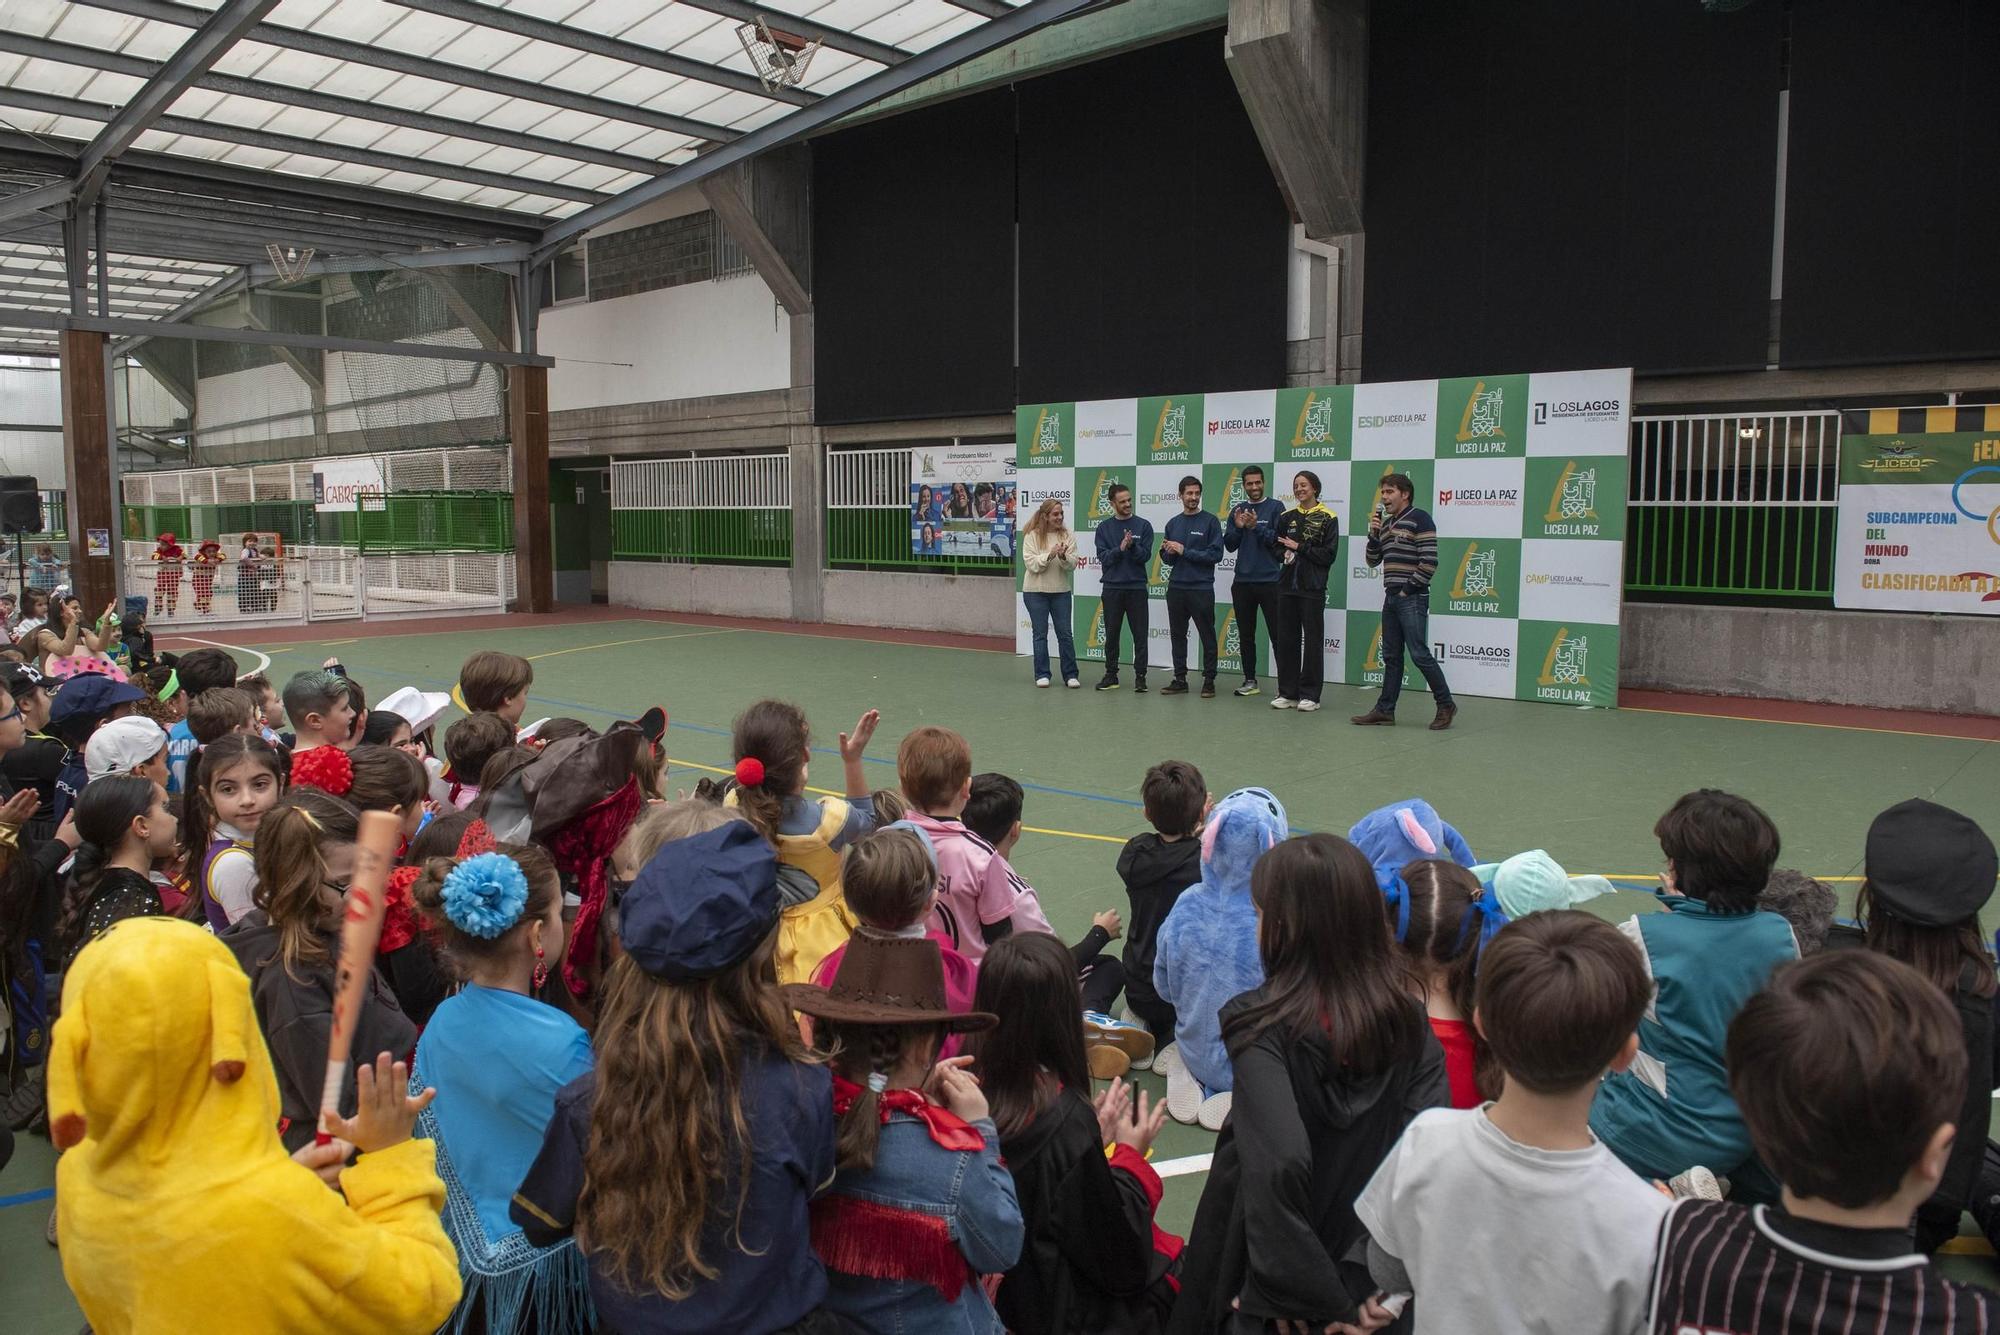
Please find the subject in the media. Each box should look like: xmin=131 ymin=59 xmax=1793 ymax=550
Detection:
xmin=266 ymin=243 xmax=316 ymax=284
xmin=737 ymin=19 xmax=820 ymax=92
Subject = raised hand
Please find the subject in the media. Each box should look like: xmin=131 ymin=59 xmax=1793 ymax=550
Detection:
xmin=0 ymin=788 xmax=39 ymax=831
xmin=323 ymin=1051 xmax=435 ymax=1155
xmin=1111 ymin=1085 xmax=1168 ymax=1155
xmin=839 ymin=708 xmax=880 ymax=763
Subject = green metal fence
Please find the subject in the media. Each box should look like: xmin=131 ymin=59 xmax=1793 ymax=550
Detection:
xmin=357 ymin=492 xmax=513 ymax=552
xmin=609 ymin=455 xmax=793 ymax=566
xmin=825 ymin=447 xmax=1012 ymax=576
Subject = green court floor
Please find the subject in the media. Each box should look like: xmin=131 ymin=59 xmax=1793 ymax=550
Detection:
xmin=5 ymin=614 xmax=1996 ymax=1326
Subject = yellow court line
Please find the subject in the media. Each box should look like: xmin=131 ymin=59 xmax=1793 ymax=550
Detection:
xmin=1938 ymin=1236 xmax=1997 ymax=1257
xmin=526 ymin=628 xmax=739 ymax=662
xmin=1623 ymin=705 xmax=1996 ymax=744
xmin=1596 ymin=873 xmax=1862 ymax=883
xmin=1024 ymin=824 xmax=1126 ymax=845
xmin=320 ymin=638 xmax=360 ymax=647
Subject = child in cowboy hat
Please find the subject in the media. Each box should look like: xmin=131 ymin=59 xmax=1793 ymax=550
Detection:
xmin=787 ymin=931 xmax=1024 ymax=1335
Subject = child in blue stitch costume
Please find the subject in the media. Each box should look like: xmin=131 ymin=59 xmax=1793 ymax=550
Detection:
xmin=1347 ymin=797 xmax=1476 ymax=892
xmin=1152 ymin=786 xmax=1288 ymax=1130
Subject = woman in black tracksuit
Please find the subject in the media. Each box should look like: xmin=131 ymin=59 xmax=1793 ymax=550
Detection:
xmin=1271 ymin=470 xmax=1340 ymax=711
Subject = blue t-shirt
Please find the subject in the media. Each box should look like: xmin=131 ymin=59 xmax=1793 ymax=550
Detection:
xmin=165 ymin=720 xmax=197 ymax=795
xmin=418 ymin=985 xmax=593 ymax=1243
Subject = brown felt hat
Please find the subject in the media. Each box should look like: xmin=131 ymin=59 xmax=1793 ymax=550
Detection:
xmin=483 ymin=725 xmax=644 ymax=844
xmin=782 ymin=930 xmax=995 ymax=1033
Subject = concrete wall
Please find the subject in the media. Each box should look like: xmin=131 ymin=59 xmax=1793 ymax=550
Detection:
xmin=822 ymin=570 xmax=1015 ymax=637
xmin=196 ymin=363 xmax=315 ymax=449
xmin=1621 ymin=603 xmax=1997 ymax=715
xmin=542 ymin=276 xmax=790 ymax=415
xmin=608 ymin=561 xmax=791 ymax=621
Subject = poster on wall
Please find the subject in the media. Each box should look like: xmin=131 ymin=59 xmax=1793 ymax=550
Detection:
xmin=1014 ymin=368 xmax=1632 ymax=707
xmin=312 ymin=456 xmax=386 ymax=513
xmin=911 ymin=442 xmax=1017 ymax=559
xmin=1834 ymin=415 xmax=2000 ymax=615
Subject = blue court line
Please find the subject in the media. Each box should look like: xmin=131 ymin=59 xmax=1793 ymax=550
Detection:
xmin=0 ymin=1186 xmax=53 ymax=1209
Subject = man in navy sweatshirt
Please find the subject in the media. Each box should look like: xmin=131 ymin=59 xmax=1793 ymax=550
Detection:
xmin=1222 ymin=464 xmax=1286 ymax=697
xmin=1093 ymin=482 xmax=1154 ymax=692
xmin=1161 ymin=475 xmax=1225 ymax=697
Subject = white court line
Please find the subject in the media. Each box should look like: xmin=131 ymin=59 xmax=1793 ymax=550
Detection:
xmin=175 ymin=637 xmax=272 ymax=678
xmin=1153 ymin=1152 xmax=1213 ymax=1179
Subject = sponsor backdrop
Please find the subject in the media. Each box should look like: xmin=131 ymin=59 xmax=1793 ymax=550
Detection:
xmin=911 ymin=442 xmax=1018 ymax=558
xmin=1015 ymin=368 xmax=1632 ymax=707
xmin=1834 ymin=427 xmax=2000 ymax=615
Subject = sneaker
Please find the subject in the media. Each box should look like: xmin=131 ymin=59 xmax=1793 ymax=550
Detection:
xmin=1095 ymin=676 xmax=1120 ymax=691
xmin=1200 ymin=681 xmax=1216 ymax=698
xmin=1035 ymin=677 xmax=1051 ymax=688
xmin=1165 ymin=1064 xmax=1203 ymax=1124
xmin=46 ymin=1201 xmax=57 ymax=1248
xmin=1065 ymin=677 xmax=1081 ymax=689
xmin=1160 ymin=679 xmax=1189 ymax=696
xmin=1271 ymin=697 xmax=1296 ymax=710
xmin=1234 ymin=679 xmax=1261 ymax=697
xmin=1153 ymin=1042 xmax=1183 ymax=1078
xmin=1087 ymin=1043 xmax=1132 ymax=1081
xmin=1133 ymin=679 xmax=1148 ymax=694
xmin=1349 ymin=709 xmax=1396 ymax=725
xmin=1297 ymin=699 xmax=1321 ymax=712
xmin=1197 ymin=1090 xmax=1233 ymax=1131
xmin=1667 ymin=1166 xmax=1723 ymax=1201
xmin=1430 ymin=703 xmax=1458 ymax=731
xmin=1084 ymin=1011 xmax=1157 ymax=1065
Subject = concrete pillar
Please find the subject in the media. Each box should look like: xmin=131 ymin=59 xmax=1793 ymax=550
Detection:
xmin=508 ymin=364 xmax=553 ymax=613
xmin=60 ymin=328 xmax=119 ymax=615
xmin=1226 ymin=0 xmax=1368 ymax=239
xmin=789 ymin=428 xmax=825 ymax=623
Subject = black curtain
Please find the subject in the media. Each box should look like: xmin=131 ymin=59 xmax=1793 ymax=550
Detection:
xmin=1016 ymin=32 xmax=1290 ymax=404
xmin=812 ymin=89 xmax=1018 ymax=424
xmin=1781 ymin=0 xmax=2000 ymax=367
xmin=1362 ymin=0 xmax=1781 ymax=381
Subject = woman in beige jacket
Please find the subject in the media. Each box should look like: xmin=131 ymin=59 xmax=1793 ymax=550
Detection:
xmin=1020 ymin=498 xmax=1081 ymax=688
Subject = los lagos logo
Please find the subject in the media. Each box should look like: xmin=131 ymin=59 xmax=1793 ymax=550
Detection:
xmin=1532 ymin=398 xmax=1621 ymax=425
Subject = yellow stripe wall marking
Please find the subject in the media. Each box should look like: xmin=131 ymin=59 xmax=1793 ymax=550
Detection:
xmin=1927 ymin=406 xmax=1958 ymax=434
xmin=1869 ymin=408 xmax=1899 ymax=434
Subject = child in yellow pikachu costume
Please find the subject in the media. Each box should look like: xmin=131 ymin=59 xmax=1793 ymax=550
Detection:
xmin=48 ymin=915 xmax=462 ymax=1334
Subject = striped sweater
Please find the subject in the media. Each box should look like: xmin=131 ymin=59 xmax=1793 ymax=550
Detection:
xmin=1365 ymin=506 xmax=1439 ymax=594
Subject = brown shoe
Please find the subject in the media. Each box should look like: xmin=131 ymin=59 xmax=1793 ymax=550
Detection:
xmin=1349 ymin=710 xmax=1396 ymax=726
xmin=1087 ymin=1043 xmax=1132 ymax=1080
xmin=1430 ymin=704 xmax=1458 ymax=731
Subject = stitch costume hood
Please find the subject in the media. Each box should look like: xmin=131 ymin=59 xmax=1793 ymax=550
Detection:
xmin=49 ymin=916 xmax=461 ymax=1334
xmin=1152 ymin=786 xmax=1289 ymax=1095
xmin=1347 ymin=798 xmax=1476 ymax=892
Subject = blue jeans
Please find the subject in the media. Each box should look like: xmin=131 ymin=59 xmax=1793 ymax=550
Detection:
xmin=1375 ymin=590 xmax=1454 ymax=714
xmin=1023 ymin=590 xmax=1077 ymax=681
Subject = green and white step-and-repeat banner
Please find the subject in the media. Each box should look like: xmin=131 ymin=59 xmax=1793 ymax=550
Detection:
xmin=1014 ymin=368 xmax=1632 ymax=707
xmin=1834 ymin=429 xmax=2000 ymax=615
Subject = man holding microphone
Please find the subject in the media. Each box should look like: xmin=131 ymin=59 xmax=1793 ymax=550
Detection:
xmin=1094 ymin=483 xmax=1154 ymax=692
xmin=1352 ymin=472 xmax=1457 ymax=729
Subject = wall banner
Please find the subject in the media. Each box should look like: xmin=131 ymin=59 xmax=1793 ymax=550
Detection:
xmin=1834 ymin=428 xmax=2000 ymax=615
xmin=911 ymin=442 xmax=1017 ymax=559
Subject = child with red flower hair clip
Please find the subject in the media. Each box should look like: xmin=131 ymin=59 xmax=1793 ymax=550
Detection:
xmin=725 ymin=698 xmax=881 ymax=985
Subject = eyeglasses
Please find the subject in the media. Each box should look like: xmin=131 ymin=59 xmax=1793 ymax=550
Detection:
xmin=0 ymin=707 xmax=21 ymax=723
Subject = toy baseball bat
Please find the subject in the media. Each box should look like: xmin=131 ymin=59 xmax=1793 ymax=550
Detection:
xmin=315 ymin=809 xmax=401 ymax=1146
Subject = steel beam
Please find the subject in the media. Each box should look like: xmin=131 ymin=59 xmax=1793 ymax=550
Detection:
xmin=0 ymin=181 xmax=77 ymax=227
xmin=535 ymin=0 xmax=1105 ymax=260
xmin=1 ymin=309 xmax=555 ymax=368
xmin=0 ymin=264 xmax=218 ymax=294
xmin=378 ymin=0 xmax=818 ymax=107
xmin=945 ymin=0 xmax=1014 ymax=16
xmin=110 ymin=268 xmax=249 ymax=355
xmin=0 ymin=343 xmax=59 ymax=359
xmin=0 ymin=31 xmax=692 ymax=175
xmin=109 ymin=194 xmax=475 ymax=254
xmin=74 ymin=0 xmax=285 ymax=208
xmin=0 ymin=88 xmax=611 ymax=206
xmin=241 ymin=243 xmax=531 ymax=284
xmin=669 ymin=0 xmax=912 ymax=68
xmin=0 ymin=282 xmax=177 ymax=310
xmin=71 ymin=0 xmax=739 ymax=142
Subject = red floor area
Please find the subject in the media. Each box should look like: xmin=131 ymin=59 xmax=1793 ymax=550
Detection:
xmin=161 ymin=604 xmax=1998 ymax=739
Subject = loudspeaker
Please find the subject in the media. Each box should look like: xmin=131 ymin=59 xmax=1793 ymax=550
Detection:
xmin=0 ymin=477 xmax=40 ymax=537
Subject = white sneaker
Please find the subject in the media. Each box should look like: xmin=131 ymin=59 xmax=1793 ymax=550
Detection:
xmin=1035 ymin=677 xmax=1051 ymax=688
xmin=1197 ymin=1090 xmax=1233 ymax=1131
xmin=1667 ymin=1166 xmax=1724 ymax=1200
xmin=1118 ymin=1010 xmax=1155 ymax=1070
xmin=1271 ymin=697 xmax=1296 ymax=710
xmin=1296 ymin=699 xmax=1321 ymax=712
xmin=1165 ymin=1064 xmax=1203 ymax=1124
xmin=1153 ymin=1042 xmax=1183 ymax=1078
xmin=1065 ymin=678 xmax=1082 ymax=689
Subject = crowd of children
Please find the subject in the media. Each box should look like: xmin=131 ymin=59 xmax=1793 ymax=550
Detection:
xmin=3 ymin=629 xmax=1997 ymax=1335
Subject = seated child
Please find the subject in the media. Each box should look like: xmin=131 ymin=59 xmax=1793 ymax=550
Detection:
xmin=1355 ymin=911 xmax=1668 ymax=1335
xmin=444 ymin=711 xmax=515 ymax=811
xmin=812 ymin=825 xmax=979 ymax=1041
xmin=1590 ymin=789 xmax=1797 ymax=1182
xmin=897 ymin=727 xmax=1050 ymax=962
xmin=49 ymin=916 xmax=459 ymax=1333
xmin=1153 ymin=786 xmax=1289 ymax=1128
xmin=1651 ymin=950 xmax=1998 ymax=1331
xmin=1347 ymin=797 xmax=1476 ymax=893
xmin=963 ymin=772 xmax=1132 ymax=1038
xmin=1115 ymin=760 xmax=1208 ymax=1057
xmin=726 ymin=698 xmax=882 ymax=984
xmin=1757 ymin=868 xmax=1837 ymax=956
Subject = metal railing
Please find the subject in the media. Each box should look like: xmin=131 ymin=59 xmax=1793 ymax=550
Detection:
xmin=124 ymin=550 xmax=513 ymax=629
xmin=826 ymin=446 xmax=1011 ymax=576
xmin=609 ymin=453 xmax=793 ymax=565
xmin=1625 ymin=412 xmax=1840 ymax=603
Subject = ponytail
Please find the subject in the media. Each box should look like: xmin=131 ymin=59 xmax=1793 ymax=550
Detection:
xmin=253 ymin=790 xmax=360 ymax=977
xmin=55 ymin=775 xmax=158 ymax=951
xmin=815 ymin=1018 xmax=944 ymax=1173
xmin=729 ymin=700 xmax=809 ymax=846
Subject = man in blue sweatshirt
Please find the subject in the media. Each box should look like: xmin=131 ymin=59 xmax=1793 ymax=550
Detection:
xmin=1161 ymin=475 xmax=1225 ymax=697
xmin=1221 ymin=464 xmax=1286 ymax=697
xmin=1093 ymin=482 xmax=1154 ymax=692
